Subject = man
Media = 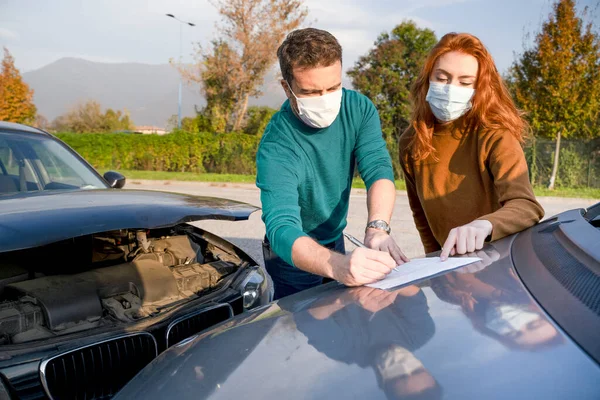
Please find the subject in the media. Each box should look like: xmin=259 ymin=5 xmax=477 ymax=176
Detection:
xmin=290 ymin=285 xmax=442 ymax=400
xmin=257 ymin=28 xmax=408 ymax=300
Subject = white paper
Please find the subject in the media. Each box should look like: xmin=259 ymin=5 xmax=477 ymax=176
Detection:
xmin=366 ymin=256 xmax=482 ymax=290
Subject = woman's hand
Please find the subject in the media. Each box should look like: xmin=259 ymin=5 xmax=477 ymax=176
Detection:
xmin=456 ymin=247 xmax=501 ymax=274
xmin=440 ymin=220 xmax=493 ymax=261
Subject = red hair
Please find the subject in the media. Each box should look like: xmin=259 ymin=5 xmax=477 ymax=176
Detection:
xmin=408 ymin=32 xmax=527 ymax=161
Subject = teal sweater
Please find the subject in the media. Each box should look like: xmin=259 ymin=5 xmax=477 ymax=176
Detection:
xmin=256 ymin=88 xmax=394 ymax=266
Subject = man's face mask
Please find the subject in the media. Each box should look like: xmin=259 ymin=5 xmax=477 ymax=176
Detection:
xmin=426 ymin=81 xmax=475 ymax=122
xmin=375 ymin=346 xmax=425 ymax=381
xmin=285 ymin=81 xmax=342 ymax=129
xmin=485 ymin=304 xmax=541 ymax=336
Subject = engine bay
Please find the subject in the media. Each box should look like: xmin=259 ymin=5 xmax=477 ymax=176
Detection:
xmin=0 ymin=226 xmax=245 ymax=345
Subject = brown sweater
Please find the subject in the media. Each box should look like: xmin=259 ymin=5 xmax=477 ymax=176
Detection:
xmin=399 ymin=124 xmax=544 ymax=254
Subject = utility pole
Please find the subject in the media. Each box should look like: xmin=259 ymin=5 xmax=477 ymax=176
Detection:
xmin=166 ymin=13 xmax=195 ymax=130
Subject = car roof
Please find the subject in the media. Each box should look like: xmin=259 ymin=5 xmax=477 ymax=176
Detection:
xmin=0 ymin=121 xmax=50 ymax=135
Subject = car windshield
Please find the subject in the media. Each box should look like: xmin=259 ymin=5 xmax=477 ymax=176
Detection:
xmin=584 ymin=203 xmax=600 ymax=230
xmin=0 ymin=131 xmax=107 ymax=195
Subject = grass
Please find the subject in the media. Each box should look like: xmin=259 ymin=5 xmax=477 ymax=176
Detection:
xmin=350 ymin=178 xmax=407 ymax=191
xmin=102 ymin=169 xmax=599 ymax=199
xmin=100 ymin=170 xmax=256 ymax=184
xmin=531 ymin=186 xmax=600 ymax=199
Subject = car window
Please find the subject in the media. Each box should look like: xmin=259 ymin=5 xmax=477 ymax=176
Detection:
xmin=30 ymin=141 xmax=91 ymax=188
xmin=0 ymin=136 xmax=42 ymax=193
xmin=0 ymin=132 xmax=107 ymax=195
xmin=0 ymin=144 xmax=19 ymax=175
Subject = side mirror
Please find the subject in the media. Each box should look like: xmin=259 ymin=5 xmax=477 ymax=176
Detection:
xmin=103 ymin=171 xmax=126 ymax=189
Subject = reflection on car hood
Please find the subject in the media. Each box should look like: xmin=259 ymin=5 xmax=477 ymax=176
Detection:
xmin=0 ymin=189 xmax=259 ymax=252
xmin=114 ymin=234 xmax=600 ymax=400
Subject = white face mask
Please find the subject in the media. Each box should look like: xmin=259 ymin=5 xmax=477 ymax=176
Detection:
xmin=375 ymin=346 xmax=425 ymax=381
xmin=285 ymin=81 xmax=342 ymax=129
xmin=485 ymin=304 xmax=541 ymax=336
xmin=426 ymin=81 xmax=475 ymax=122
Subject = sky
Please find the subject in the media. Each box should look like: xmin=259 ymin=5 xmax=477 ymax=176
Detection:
xmin=0 ymin=0 xmax=598 ymax=77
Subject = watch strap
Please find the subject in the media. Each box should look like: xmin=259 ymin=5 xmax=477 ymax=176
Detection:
xmin=366 ymin=219 xmax=391 ymax=234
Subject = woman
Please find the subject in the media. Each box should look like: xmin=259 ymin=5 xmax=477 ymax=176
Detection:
xmin=399 ymin=32 xmax=544 ymax=259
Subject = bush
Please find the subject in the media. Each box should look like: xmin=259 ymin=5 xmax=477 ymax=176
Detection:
xmin=555 ymin=147 xmax=589 ymax=188
xmin=56 ymin=132 xmax=600 ymax=189
xmin=243 ymin=106 xmax=277 ymax=136
xmin=525 ymin=138 xmax=600 ymax=189
xmin=57 ymin=131 xmax=260 ymax=175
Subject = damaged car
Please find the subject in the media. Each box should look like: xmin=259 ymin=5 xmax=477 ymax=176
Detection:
xmin=0 ymin=121 xmax=271 ymax=399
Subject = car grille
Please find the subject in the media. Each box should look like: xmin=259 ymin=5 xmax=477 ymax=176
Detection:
xmin=229 ymin=295 xmax=244 ymax=315
xmin=10 ymin=370 xmax=46 ymax=400
xmin=40 ymin=332 xmax=157 ymax=400
xmin=166 ymin=303 xmax=233 ymax=346
xmin=3 ymin=299 xmax=240 ymax=399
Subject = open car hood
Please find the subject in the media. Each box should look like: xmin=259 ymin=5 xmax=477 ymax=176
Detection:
xmin=0 ymin=189 xmax=259 ymax=252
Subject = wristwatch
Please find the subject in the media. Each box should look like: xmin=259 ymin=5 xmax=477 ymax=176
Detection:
xmin=366 ymin=219 xmax=391 ymax=234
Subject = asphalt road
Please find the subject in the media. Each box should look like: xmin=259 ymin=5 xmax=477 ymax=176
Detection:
xmin=128 ymin=179 xmax=599 ymax=268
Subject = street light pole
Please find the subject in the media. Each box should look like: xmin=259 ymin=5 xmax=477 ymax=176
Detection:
xmin=166 ymin=14 xmax=195 ymax=130
xmin=178 ymin=21 xmax=182 ymax=130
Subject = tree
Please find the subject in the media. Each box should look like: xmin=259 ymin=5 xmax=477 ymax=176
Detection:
xmin=33 ymin=114 xmax=49 ymax=130
xmin=197 ymin=40 xmax=240 ymax=133
xmin=0 ymin=47 xmax=37 ymax=124
xmin=508 ymin=0 xmax=600 ymax=189
xmin=101 ymin=108 xmax=134 ymax=132
xmin=181 ymin=117 xmax=200 ymax=133
xmin=243 ymin=106 xmax=277 ymax=136
xmin=166 ymin=114 xmax=179 ymax=132
xmin=167 ymin=114 xmax=204 ymax=133
xmin=178 ymin=0 xmax=307 ymax=132
xmin=51 ymin=100 xmax=134 ymax=133
xmin=348 ymin=21 xmax=437 ymax=177
xmin=52 ymin=100 xmax=103 ymax=132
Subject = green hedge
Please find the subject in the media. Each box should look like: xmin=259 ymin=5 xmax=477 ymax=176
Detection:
xmin=57 ymin=132 xmax=600 ymax=189
xmin=57 ymin=131 xmax=261 ymax=175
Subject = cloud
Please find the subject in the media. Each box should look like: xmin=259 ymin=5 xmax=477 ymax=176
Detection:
xmin=302 ymin=1 xmax=444 ymax=79
xmin=0 ymin=27 xmax=18 ymax=40
xmin=306 ymin=0 xmax=437 ymax=30
xmin=404 ymin=0 xmax=473 ymax=13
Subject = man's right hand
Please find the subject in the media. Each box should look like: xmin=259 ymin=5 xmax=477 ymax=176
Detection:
xmin=331 ymin=247 xmax=396 ymax=286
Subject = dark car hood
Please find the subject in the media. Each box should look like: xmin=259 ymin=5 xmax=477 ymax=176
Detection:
xmin=115 ymin=234 xmax=600 ymax=400
xmin=0 ymin=189 xmax=259 ymax=252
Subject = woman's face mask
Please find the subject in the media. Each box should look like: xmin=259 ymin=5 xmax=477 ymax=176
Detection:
xmin=285 ymin=81 xmax=342 ymax=129
xmin=426 ymin=81 xmax=475 ymax=122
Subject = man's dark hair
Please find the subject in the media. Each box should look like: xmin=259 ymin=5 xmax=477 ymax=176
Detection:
xmin=277 ymin=28 xmax=342 ymax=84
xmin=383 ymin=378 xmax=444 ymax=400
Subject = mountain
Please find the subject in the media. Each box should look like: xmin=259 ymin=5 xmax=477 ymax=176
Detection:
xmin=22 ymin=58 xmax=289 ymax=128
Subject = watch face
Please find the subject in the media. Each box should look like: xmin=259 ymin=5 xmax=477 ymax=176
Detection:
xmin=368 ymin=220 xmax=390 ymax=233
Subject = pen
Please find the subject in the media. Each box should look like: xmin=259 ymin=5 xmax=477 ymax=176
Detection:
xmin=342 ymin=232 xmax=400 ymax=272
xmin=343 ymin=232 xmax=367 ymax=248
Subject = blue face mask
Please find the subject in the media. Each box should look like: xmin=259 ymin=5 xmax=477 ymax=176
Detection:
xmin=426 ymin=81 xmax=475 ymax=122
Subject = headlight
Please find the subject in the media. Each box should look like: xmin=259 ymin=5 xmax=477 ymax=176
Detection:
xmin=239 ymin=267 xmax=271 ymax=310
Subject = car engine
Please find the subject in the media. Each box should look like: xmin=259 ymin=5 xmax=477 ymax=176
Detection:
xmin=0 ymin=227 xmax=244 ymax=345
